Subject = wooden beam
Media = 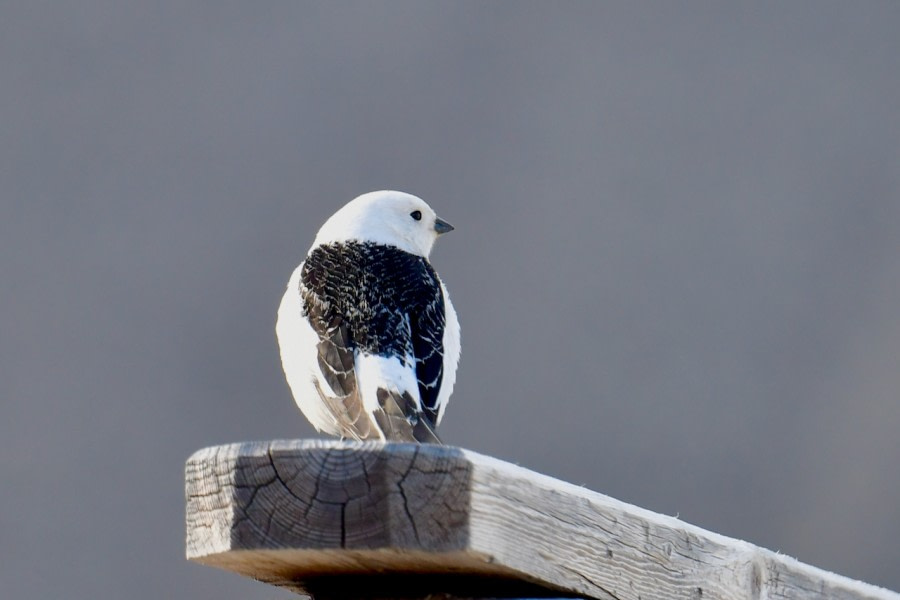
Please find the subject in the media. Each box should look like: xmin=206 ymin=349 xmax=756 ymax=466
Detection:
xmin=186 ymin=440 xmax=899 ymax=600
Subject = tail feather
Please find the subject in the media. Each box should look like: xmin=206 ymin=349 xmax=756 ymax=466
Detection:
xmin=312 ymin=318 xmax=382 ymax=441
xmin=373 ymin=389 xmax=442 ymax=444
xmin=311 ymin=316 xmax=442 ymax=443
xmin=312 ymin=380 xmax=379 ymax=441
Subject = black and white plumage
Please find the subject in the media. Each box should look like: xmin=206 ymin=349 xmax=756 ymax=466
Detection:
xmin=276 ymin=191 xmax=460 ymax=443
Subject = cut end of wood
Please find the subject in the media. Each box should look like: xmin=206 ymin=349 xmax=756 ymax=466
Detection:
xmin=185 ymin=440 xmax=543 ymax=596
xmin=186 ymin=440 xmax=472 ymax=555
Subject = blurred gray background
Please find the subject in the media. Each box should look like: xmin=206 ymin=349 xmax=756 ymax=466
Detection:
xmin=2 ymin=2 xmax=899 ymax=598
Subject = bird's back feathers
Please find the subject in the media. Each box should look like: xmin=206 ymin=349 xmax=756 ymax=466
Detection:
xmin=276 ymin=191 xmax=458 ymax=444
xmin=288 ymin=241 xmax=449 ymax=442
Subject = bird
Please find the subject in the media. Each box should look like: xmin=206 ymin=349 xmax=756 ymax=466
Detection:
xmin=276 ymin=190 xmax=460 ymax=444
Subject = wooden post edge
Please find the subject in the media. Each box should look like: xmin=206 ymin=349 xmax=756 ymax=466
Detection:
xmin=185 ymin=440 xmax=899 ymax=600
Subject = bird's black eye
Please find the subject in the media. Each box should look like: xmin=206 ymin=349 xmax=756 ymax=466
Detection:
xmin=410 ymin=210 xmax=422 ymax=221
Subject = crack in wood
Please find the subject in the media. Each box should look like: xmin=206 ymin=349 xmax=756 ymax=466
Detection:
xmin=303 ymin=446 xmax=332 ymax=519
xmin=398 ymin=445 xmax=422 ymax=544
xmin=559 ymin=563 xmax=622 ymax=600
xmin=267 ymin=445 xmax=313 ymax=511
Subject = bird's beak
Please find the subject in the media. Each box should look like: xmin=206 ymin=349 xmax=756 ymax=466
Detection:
xmin=434 ymin=217 xmax=455 ymax=235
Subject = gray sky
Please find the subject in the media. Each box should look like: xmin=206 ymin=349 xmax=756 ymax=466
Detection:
xmin=2 ymin=3 xmax=899 ymax=598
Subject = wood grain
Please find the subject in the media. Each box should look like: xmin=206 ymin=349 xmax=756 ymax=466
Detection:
xmin=186 ymin=440 xmax=899 ymax=600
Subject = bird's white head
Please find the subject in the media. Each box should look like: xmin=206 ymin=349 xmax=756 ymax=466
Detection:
xmin=312 ymin=190 xmax=454 ymax=258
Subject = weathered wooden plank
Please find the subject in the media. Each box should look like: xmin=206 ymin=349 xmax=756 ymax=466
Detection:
xmin=186 ymin=440 xmax=899 ymax=600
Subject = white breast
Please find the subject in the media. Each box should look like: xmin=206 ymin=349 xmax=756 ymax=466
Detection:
xmin=435 ymin=280 xmax=460 ymax=424
xmin=275 ymin=263 xmax=342 ymax=436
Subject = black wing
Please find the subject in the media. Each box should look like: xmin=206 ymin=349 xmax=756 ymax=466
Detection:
xmin=410 ymin=282 xmax=446 ymax=427
xmin=301 ymin=241 xmax=446 ymax=441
